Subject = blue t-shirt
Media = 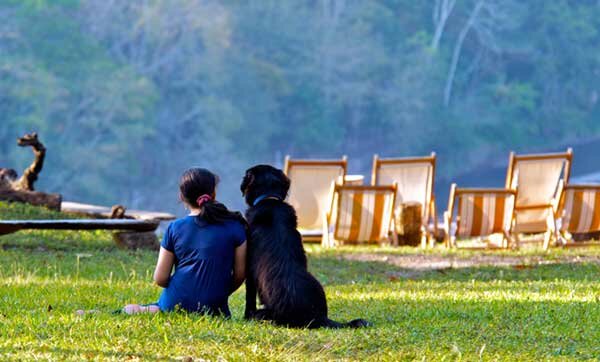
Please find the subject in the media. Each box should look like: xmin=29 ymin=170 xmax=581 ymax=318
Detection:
xmin=157 ymin=215 xmax=246 ymax=315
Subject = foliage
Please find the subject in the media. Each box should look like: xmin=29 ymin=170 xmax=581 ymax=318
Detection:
xmin=1 ymin=0 xmax=599 ymax=213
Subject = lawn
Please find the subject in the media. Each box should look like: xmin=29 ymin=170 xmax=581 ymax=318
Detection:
xmin=0 ymin=202 xmax=599 ymax=361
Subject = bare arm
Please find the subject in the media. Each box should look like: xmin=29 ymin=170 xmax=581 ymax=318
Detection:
xmin=231 ymin=241 xmax=247 ymax=294
xmin=153 ymin=247 xmax=175 ymax=287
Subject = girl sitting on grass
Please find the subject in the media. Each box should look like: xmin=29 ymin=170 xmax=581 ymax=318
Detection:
xmin=116 ymin=168 xmax=247 ymax=316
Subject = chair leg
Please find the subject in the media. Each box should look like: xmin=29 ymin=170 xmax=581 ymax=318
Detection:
xmin=511 ymin=232 xmax=520 ymax=250
xmin=321 ymin=212 xmax=331 ymax=248
xmin=502 ymin=231 xmax=513 ymax=249
xmin=443 ymin=232 xmax=450 ymax=248
xmin=543 ymin=230 xmax=552 ymax=250
xmin=427 ymin=229 xmax=435 ymax=248
xmin=558 ymin=231 xmax=568 ymax=247
xmin=552 ymin=216 xmax=562 ymax=248
xmin=544 ymin=211 xmax=558 ymax=250
xmin=498 ymin=233 xmax=506 ymax=248
xmin=321 ymin=233 xmax=328 ymax=248
xmin=420 ymin=231 xmax=427 ymax=249
xmin=443 ymin=211 xmax=451 ymax=248
xmin=389 ymin=217 xmax=399 ymax=246
xmin=553 ymin=228 xmax=562 ymax=247
xmin=391 ymin=228 xmax=399 ymax=247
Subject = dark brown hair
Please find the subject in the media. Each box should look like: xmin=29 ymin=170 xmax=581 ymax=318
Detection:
xmin=179 ymin=168 xmax=246 ymax=225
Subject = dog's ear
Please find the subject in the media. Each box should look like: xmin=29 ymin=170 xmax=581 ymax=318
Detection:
xmin=240 ymin=170 xmax=255 ymax=196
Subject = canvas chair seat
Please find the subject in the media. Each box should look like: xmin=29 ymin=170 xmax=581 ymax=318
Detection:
xmin=445 ymin=184 xmax=516 ymax=249
xmin=505 ymin=149 xmax=572 ymax=247
xmin=284 ymin=156 xmax=347 ymax=240
xmin=560 ymin=186 xmax=600 ymax=233
xmin=371 ymin=153 xmax=436 ymax=248
xmin=554 ymin=185 xmax=600 ymax=248
xmin=322 ymin=184 xmax=397 ymax=247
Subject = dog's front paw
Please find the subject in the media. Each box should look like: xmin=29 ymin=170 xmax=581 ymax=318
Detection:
xmin=244 ymin=310 xmax=255 ymax=320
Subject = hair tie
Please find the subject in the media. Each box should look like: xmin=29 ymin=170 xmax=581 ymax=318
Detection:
xmin=196 ymin=194 xmax=212 ymax=208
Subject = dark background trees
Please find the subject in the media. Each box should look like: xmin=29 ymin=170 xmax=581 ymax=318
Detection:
xmin=1 ymin=0 xmax=599 ymax=215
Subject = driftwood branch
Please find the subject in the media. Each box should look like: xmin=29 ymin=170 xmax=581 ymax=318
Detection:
xmin=0 ymin=132 xmax=61 ymax=210
xmin=13 ymin=132 xmax=46 ymax=191
xmin=0 ymin=132 xmax=47 ymax=191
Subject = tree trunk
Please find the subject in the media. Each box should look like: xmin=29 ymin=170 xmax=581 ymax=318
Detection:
xmin=113 ymin=231 xmax=159 ymax=250
xmin=443 ymin=0 xmax=485 ymax=106
xmin=0 ymin=189 xmax=62 ymax=211
xmin=431 ymin=0 xmax=456 ymax=50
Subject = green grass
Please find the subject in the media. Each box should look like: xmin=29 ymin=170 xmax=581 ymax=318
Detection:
xmin=1 ymin=202 xmax=599 ymax=361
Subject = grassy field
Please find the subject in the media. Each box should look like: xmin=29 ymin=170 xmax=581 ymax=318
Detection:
xmin=1 ymin=202 xmax=599 ymax=361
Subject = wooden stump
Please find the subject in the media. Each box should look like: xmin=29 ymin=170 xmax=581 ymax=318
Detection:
xmin=572 ymin=230 xmax=600 ymax=242
xmin=432 ymin=226 xmax=446 ymax=243
xmin=113 ymin=231 xmax=159 ymax=250
xmin=395 ymin=202 xmax=422 ymax=246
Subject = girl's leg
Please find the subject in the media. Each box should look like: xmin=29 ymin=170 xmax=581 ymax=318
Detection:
xmin=76 ymin=304 xmax=160 ymax=315
xmin=123 ymin=303 xmax=160 ymax=315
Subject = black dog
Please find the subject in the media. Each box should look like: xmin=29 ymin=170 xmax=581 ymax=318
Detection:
xmin=240 ymin=164 xmax=370 ymax=328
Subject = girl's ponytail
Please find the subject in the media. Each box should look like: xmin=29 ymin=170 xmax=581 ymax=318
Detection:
xmin=199 ymin=200 xmax=246 ymax=225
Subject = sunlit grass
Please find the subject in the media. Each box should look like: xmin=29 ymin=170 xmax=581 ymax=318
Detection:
xmin=1 ymin=202 xmax=599 ymax=360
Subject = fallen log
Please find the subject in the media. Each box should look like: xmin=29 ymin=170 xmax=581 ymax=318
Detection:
xmin=0 ymin=219 xmax=160 ymax=250
xmin=0 ymin=219 xmax=159 ymax=236
xmin=0 ymin=189 xmax=62 ymax=211
xmin=113 ymin=231 xmax=159 ymax=250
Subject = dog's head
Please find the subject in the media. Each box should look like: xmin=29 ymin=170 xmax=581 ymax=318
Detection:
xmin=240 ymin=164 xmax=290 ymax=206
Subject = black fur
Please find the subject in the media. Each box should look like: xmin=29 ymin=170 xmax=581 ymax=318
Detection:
xmin=240 ymin=165 xmax=370 ymax=328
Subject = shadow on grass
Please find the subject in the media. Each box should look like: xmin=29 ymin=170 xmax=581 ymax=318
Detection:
xmin=310 ymin=254 xmax=600 ymax=285
xmin=323 ymin=297 xmax=599 ymax=360
xmin=1 ymin=246 xmax=598 ymax=286
xmin=2 ymin=279 xmax=598 ymax=360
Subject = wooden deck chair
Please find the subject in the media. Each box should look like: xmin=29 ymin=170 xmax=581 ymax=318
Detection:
xmin=371 ymin=153 xmax=436 ymax=248
xmin=444 ymin=184 xmax=516 ymax=249
xmin=284 ymin=156 xmax=347 ymax=241
xmin=322 ymin=184 xmax=397 ymax=247
xmin=505 ymin=149 xmax=572 ymax=247
xmin=554 ymin=184 xmax=600 ymax=248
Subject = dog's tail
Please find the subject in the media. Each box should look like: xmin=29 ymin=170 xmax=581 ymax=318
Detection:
xmin=313 ymin=318 xmax=371 ymax=329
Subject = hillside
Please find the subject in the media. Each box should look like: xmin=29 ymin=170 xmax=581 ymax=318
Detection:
xmin=1 ymin=0 xmax=599 ymax=213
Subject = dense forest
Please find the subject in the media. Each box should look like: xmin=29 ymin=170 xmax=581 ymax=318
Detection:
xmin=1 ymin=0 xmax=600 ymax=213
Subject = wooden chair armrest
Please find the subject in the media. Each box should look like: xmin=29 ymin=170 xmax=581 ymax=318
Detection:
xmin=430 ymin=197 xmax=438 ymax=233
xmin=553 ymin=179 xmax=565 ymax=216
